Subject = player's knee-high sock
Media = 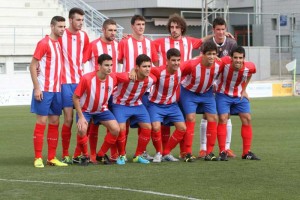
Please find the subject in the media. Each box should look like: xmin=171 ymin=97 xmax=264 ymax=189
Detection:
xmin=77 ymin=134 xmax=88 ymax=157
xmin=110 ymin=142 xmax=118 ymax=160
xmin=33 ymin=123 xmax=46 ymax=158
xmin=200 ymin=119 xmax=207 ymax=151
xmin=61 ymin=124 xmax=71 ymax=157
xmin=124 ymin=122 xmax=130 ymax=151
xmin=161 ymin=125 xmax=170 ymax=151
xmin=217 ymin=123 xmax=227 ymax=153
xmin=151 ymin=130 xmax=162 ymax=153
xmin=184 ymin=121 xmax=195 ymax=154
xmin=73 ymin=135 xmax=82 ymax=158
xmin=135 ymin=128 xmax=151 ymax=157
xmin=47 ymin=124 xmax=59 ymax=160
xmin=117 ymin=130 xmax=127 ymax=156
xmin=225 ymin=119 xmax=232 ymax=150
xmin=88 ymin=123 xmax=99 ymax=157
xmin=163 ymin=129 xmax=186 ymax=155
xmin=206 ymin=121 xmax=217 ymax=155
xmin=97 ymin=132 xmax=118 ymax=157
xmin=241 ymin=124 xmax=252 ymax=155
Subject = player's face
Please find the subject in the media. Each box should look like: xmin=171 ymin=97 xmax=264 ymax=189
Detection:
xmin=167 ymin=56 xmax=181 ymax=72
xmin=213 ymin=24 xmax=226 ymax=41
xmin=70 ymin=13 xmax=84 ymax=31
xmin=52 ymin=21 xmax=66 ymax=38
xmin=99 ymin=60 xmax=113 ymax=75
xmin=103 ymin=24 xmax=117 ymax=41
xmin=137 ymin=61 xmax=151 ymax=78
xmin=202 ymin=51 xmax=217 ymax=67
xmin=131 ymin=20 xmax=145 ymax=36
xmin=232 ymin=52 xmax=245 ymax=70
xmin=170 ymin=22 xmax=182 ymax=39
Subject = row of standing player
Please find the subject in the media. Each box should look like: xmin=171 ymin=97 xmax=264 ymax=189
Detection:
xmin=30 ymin=8 xmax=259 ymax=168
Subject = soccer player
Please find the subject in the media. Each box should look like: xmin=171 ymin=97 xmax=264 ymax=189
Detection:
xmin=117 ymin=14 xmax=158 ymax=161
xmin=111 ymin=54 xmax=156 ymax=164
xmin=72 ymin=54 xmax=120 ymax=166
xmin=198 ymin=16 xmax=238 ymax=158
xmin=146 ymin=48 xmax=187 ymax=162
xmin=180 ymin=40 xmax=227 ymax=162
xmin=215 ymin=46 xmax=260 ymax=160
xmin=59 ymin=7 xmax=90 ymax=164
xmin=30 ymin=16 xmax=67 ymax=168
xmin=83 ymin=19 xmax=119 ymax=163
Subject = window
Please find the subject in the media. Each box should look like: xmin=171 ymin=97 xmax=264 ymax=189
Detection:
xmin=14 ymin=63 xmax=30 ymax=73
xmin=272 ymin=18 xmax=277 ymax=30
xmin=0 ymin=63 xmax=6 ymax=74
xmin=234 ymin=26 xmax=252 ymax=46
xmin=276 ymin=35 xmax=290 ymax=53
xmin=290 ymin=17 xmax=296 ymax=30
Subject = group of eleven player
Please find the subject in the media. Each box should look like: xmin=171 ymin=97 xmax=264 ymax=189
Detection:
xmin=29 ymin=7 xmax=260 ymax=168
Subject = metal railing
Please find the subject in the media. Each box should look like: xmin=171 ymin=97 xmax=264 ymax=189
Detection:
xmin=58 ymin=0 xmax=124 ymax=40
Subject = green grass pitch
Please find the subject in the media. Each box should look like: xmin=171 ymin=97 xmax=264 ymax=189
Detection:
xmin=0 ymin=96 xmax=299 ymax=199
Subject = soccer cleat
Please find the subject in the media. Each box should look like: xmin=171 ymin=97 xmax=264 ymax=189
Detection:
xmin=61 ymin=156 xmax=73 ymax=164
xmin=133 ymin=156 xmax=150 ymax=164
xmin=179 ymin=152 xmax=186 ymax=159
xmin=162 ymin=154 xmax=179 ymax=162
xmin=226 ymin=149 xmax=237 ymax=158
xmin=204 ymin=152 xmax=218 ymax=161
xmin=198 ymin=150 xmax=207 ymax=158
xmin=152 ymin=152 xmax=162 ymax=163
xmin=72 ymin=155 xmax=82 ymax=164
xmin=34 ymin=158 xmax=44 ymax=168
xmin=142 ymin=151 xmax=153 ymax=161
xmin=89 ymin=154 xmax=98 ymax=165
xmin=242 ymin=151 xmax=261 ymax=160
xmin=96 ymin=154 xmax=111 ymax=165
xmin=116 ymin=155 xmax=126 ymax=165
xmin=79 ymin=155 xmax=90 ymax=166
xmin=47 ymin=157 xmax=68 ymax=166
xmin=219 ymin=151 xmax=229 ymax=161
xmin=110 ymin=156 xmax=118 ymax=163
xmin=184 ymin=153 xmax=195 ymax=162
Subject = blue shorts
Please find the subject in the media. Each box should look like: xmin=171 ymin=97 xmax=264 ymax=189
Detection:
xmin=61 ymin=83 xmax=78 ymax=108
xmin=142 ymin=92 xmax=150 ymax=107
xmin=77 ymin=110 xmax=116 ymax=125
xmin=30 ymin=91 xmax=62 ymax=116
xmin=148 ymin=102 xmax=184 ymax=125
xmin=111 ymin=104 xmax=150 ymax=128
xmin=216 ymin=93 xmax=251 ymax=115
xmin=179 ymin=86 xmax=217 ymax=115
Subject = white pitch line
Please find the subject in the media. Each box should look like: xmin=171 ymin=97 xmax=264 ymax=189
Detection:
xmin=0 ymin=178 xmax=201 ymax=200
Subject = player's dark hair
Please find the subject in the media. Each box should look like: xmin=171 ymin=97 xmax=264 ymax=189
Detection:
xmin=202 ymin=40 xmax=218 ymax=54
xmin=213 ymin=17 xmax=227 ymax=28
xmin=131 ymin=15 xmax=146 ymax=25
xmin=231 ymin=46 xmax=245 ymax=58
xmin=103 ymin=19 xmax=117 ymax=29
xmin=69 ymin=7 xmax=85 ymax=19
xmin=98 ymin=53 xmax=113 ymax=65
xmin=136 ymin=54 xmax=151 ymax=66
xmin=167 ymin=13 xmax=187 ymax=35
xmin=50 ymin=16 xmax=65 ymax=25
xmin=167 ymin=48 xmax=181 ymax=59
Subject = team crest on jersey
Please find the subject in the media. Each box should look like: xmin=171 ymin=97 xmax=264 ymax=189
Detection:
xmin=222 ymin=49 xmax=229 ymax=56
xmin=108 ymin=86 xmax=112 ymax=93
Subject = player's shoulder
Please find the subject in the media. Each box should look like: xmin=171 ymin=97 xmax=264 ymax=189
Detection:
xmin=244 ymin=60 xmax=256 ymax=68
xmin=221 ymin=56 xmax=232 ymax=64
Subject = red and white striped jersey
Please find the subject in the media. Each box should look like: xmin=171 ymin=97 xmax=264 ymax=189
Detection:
xmin=118 ymin=37 xmax=158 ymax=72
xmin=74 ymin=71 xmax=117 ymax=113
xmin=113 ymin=72 xmax=156 ymax=106
xmin=59 ymin=28 xmax=89 ymax=84
xmin=181 ymin=57 xmax=224 ymax=93
xmin=83 ymin=38 xmax=119 ymax=73
xmin=154 ymin=36 xmax=203 ymax=65
xmin=148 ymin=66 xmax=181 ymax=104
xmin=33 ymin=35 xmax=63 ymax=92
xmin=215 ymin=56 xmax=256 ymax=97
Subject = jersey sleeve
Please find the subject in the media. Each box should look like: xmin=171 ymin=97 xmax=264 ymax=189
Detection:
xmin=189 ymin=37 xmax=203 ymax=49
xmin=150 ymin=66 xmax=161 ymax=78
xmin=115 ymin=72 xmax=129 ymax=83
xmin=117 ymin=39 xmax=125 ymax=62
xmin=82 ymin=41 xmax=92 ymax=63
xmin=151 ymin=41 xmax=159 ymax=62
xmin=82 ymin=32 xmax=90 ymax=62
xmin=33 ymin=39 xmax=48 ymax=60
xmin=74 ymin=75 xmax=88 ymax=97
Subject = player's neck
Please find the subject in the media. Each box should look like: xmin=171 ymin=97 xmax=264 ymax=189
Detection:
xmin=213 ymin=36 xmax=225 ymax=44
xmin=132 ymin=33 xmax=144 ymax=41
xmin=167 ymin=66 xmax=176 ymax=74
xmin=101 ymin=37 xmax=111 ymax=43
xmin=201 ymin=60 xmax=213 ymax=68
xmin=68 ymin=27 xmax=79 ymax=34
xmin=49 ymin=33 xmax=59 ymax=41
xmin=97 ymin=71 xmax=107 ymax=81
xmin=136 ymin=73 xmax=146 ymax=80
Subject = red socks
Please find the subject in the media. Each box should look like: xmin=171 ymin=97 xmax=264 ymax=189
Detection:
xmin=241 ymin=124 xmax=252 ymax=155
xmin=151 ymin=130 xmax=162 ymax=153
xmin=217 ymin=123 xmax=227 ymax=153
xmin=206 ymin=121 xmax=217 ymax=155
xmin=47 ymin=124 xmax=59 ymax=160
xmin=161 ymin=125 xmax=170 ymax=151
xmin=97 ymin=132 xmax=118 ymax=157
xmin=163 ymin=129 xmax=186 ymax=155
xmin=88 ymin=123 xmax=99 ymax=157
xmin=33 ymin=123 xmax=46 ymax=158
xmin=117 ymin=130 xmax=127 ymax=156
xmin=61 ymin=124 xmax=71 ymax=157
xmin=183 ymin=121 xmax=195 ymax=154
xmin=135 ymin=128 xmax=151 ymax=156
